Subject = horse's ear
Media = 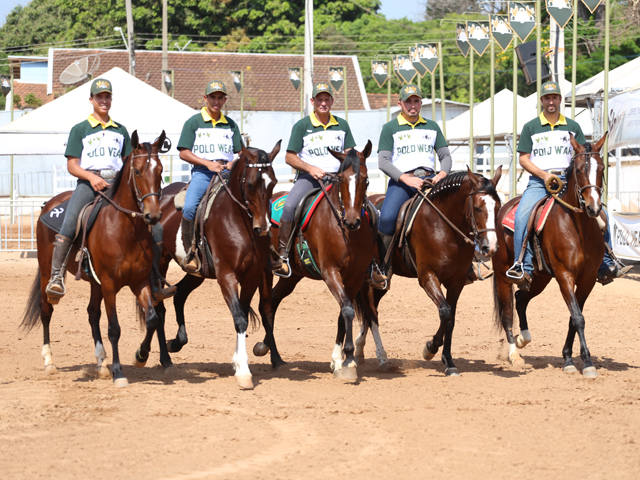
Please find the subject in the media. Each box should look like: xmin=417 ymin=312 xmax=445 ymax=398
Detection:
xmin=328 ymin=148 xmax=346 ymax=163
xmin=492 ymin=165 xmax=503 ymax=188
xmin=131 ymin=130 xmax=139 ymax=148
xmin=466 ymin=166 xmax=481 ymax=187
xmin=362 ymin=140 xmax=372 ymax=159
xmin=155 ymin=130 xmax=167 ymax=150
xmin=593 ymin=131 xmax=608 ymax=154
xmin=268 ymin=139 xmax=282 ymax=161
xmin=569 ymin=133 xmax=582 ymax=152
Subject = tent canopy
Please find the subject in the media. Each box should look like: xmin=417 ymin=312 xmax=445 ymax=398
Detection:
xmin=0 ymin=67 xmax=196 ymax=155
xmin=570 ymin=55 xmax=640 ymax=107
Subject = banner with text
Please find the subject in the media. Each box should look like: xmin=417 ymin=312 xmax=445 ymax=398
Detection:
xmin=611 ymin=213 xmax=640 ymax=261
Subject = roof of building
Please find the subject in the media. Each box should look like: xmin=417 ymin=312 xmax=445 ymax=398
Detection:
xmin=47 ymin=48 xmax=371 ymax=111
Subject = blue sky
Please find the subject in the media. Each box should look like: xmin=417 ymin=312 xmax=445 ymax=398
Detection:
xmin=2 ymin=0 xmax=426 ymax=27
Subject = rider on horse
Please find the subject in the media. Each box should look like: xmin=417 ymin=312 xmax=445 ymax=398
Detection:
xmin=46 ymin=78 xmax=132 ymax=302
xmin=177 ymin=80 xmax=244 ymax=273
xmin=505 ymin=80 xmax=627 ymax=290
xmin=271 ymin=83 xmax=359 ymax=278
xmin=376 ymin=84 xmax=452 ymax=282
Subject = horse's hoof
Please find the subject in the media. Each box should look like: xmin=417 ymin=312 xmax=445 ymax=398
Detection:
xmin=113 ymin=377 xmax=129 ymax=388
xmin=422 ymin=344 xmax=435 ymax=361
xmin=97 ymin=365 xmax=111 ymax=379
xmin=444 ymin=367 xmax=460 ymax=377
xmin=562 ymin=364 xmax=578 ymax=374
xmin=44 ymin=364 xmax=57 ymax=375
xmin=582 ymin=366 xmax=598 ymax=378
xmin=235 ymin=374 xmax=254 ymax=390
xmin=508 ymin=352 xmax=525 ymax=370
xmin=378 ymin=360 xmax=394 ymax=372
xmin=252 ymin=342 xmax=269 ymax=357
xmin=166 ymin=340 xmax=183 ymax=353
xmin=133 ymin=360 xmax=146 ymax=368
xmin=333 ymin=366 xmax=358 ymax=383
xmin=516 ymin=334 xmax=531 ymax=349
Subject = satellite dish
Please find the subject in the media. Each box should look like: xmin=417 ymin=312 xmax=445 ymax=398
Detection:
xmin=59 ymin=56 xmax=101 ymax=85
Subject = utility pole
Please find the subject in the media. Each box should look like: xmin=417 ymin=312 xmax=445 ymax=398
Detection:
xmin=161 ymin=0 xmax=168 ymax=94
xmin=303 ymin=0 xmax=314 ymax=116
xmin=125 ymin=0 xmax=136 ymax=76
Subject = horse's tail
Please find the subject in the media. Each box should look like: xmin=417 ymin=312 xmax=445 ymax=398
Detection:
xmin=492 ymin=271 xmax=511 ymax=331
xmin=248 ymin=306 xmax=259 ymax=331
xmin=21 ymin=269 xmax=42 ymax=332
xmin=353 ymin=289 xmax=366 ymax=327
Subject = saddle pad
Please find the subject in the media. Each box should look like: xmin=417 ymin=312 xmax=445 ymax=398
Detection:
xmin=40 ymin=199 xmax=70 ymax=234
xmin=39 ymin=197 xmax=104 ymax=237
xmin=270 ymin=185 xmax=333 ymax=231
xmin=502 ymin=197 xmax=555 ymax=233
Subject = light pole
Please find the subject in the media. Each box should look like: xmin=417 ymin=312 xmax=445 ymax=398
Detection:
xmin=113 ymin=26 xmax=129 ymax=50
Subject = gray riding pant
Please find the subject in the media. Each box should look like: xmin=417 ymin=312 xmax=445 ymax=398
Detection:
xmin=281 ymin=173 xmax=321 ymax=223
xmin=59 ymin=179 xmax=98 ymax=238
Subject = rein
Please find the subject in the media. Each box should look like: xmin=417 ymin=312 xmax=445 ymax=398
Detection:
xmin=549 ymin=150 xmax=601 ymax=214
xmin=415 ymin=187 xmax=475 ymax=246
xmin=215 ymin=160 xmax=274 ymax=218
xmin=319 ymin=174 xmax=346 ymax=228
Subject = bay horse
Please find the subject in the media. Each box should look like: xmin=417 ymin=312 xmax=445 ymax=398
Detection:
xmin=21 ymin=131 xmax=169 ymax=387
xmin=155 ymin=141 xmax=281 ymax=390
xmin=253 ymin=141 xmax=376 ymax=382
xmin=355 ymin=167 xmax=503 ymax=376
xmin=492 ymin=134 xmax=608 ymax=378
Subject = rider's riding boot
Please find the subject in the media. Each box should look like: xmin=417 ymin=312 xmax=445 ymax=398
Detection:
xmin=505 ymin=262 xmax=532 ymax=291
xmin=370 ymin=234 xmax=393 ymax=290
xmin=272 ymin=220 xmax=294 ymax=278
xmin=180 ymin=217 xmax=199 ymax=274
xmin=45 ymin=234 xmax=73 ymax=303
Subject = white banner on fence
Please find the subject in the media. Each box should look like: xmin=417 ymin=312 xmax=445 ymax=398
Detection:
xmin=608 ymin=89 xmax=640 ymax=151
xmin=611 ymin=212 xmax=640 ymax=261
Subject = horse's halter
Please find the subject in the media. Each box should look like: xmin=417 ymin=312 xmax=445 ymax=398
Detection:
xmin=217 ymin=157 xmax=274 ymax=219
xmin=465 ymin=187 xmax=497 ymax=247
xmin=572 ymin=144 xmax=603 ymax=214
xmin=320 ymin=166 xmax=369 ymax=230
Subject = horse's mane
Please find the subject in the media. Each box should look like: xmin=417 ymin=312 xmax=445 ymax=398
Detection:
xmin=103 ymin=147 xmax=138 ymax=199
xmin=337 ymin=149 xmax=360 ymax=175
xmin=427 ymin=170 xmax=499 ymax=201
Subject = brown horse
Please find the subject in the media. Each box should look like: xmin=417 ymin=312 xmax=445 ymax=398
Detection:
xmin=253 ymin=141 xmax=376 ymax=382
xmin=492 ymin=134 xmax=608 ymax=378
xmin=355 ymin=167 xmax=503 ymax=376
xmin=21 ymin=131 xmax=169 ymax=387
xmin=154 ymin=141 xmax=281 ymax=390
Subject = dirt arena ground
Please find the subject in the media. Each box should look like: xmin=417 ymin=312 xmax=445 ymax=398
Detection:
xmin=1 ymin=253 xmax=639 ymax=479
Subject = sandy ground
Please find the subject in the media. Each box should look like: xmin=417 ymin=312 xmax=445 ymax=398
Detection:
xmin=1 ymin=253 xmax=639 ymax=479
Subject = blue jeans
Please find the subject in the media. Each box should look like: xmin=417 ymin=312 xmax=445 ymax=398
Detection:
xmin=378 ymin=173 xmax=434 ymax=235
xmin=281 ymin=173 xmax=321 ymax=223
xmin=60 ymin=180 xmax=98 ymax=238
xmin=513 ymin=176 xmax=613 ymax=273
xmin=183 ymin=168 xmax=214 ymax=221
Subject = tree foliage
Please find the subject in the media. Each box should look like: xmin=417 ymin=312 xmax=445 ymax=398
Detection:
xmin=1 ymin=0 xmax=639 ymax=104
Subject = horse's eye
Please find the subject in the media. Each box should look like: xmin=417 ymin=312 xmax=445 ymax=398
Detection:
xmin=134 ymin=168 xmax=141 ymax=175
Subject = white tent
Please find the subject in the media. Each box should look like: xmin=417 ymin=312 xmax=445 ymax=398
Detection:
xmin=446 ymin=89 xmax=532 ymax=141
xmin=571 ymin=55 xmax=640 ymax=107
xmin=0 ymin=67 xmax=196 ymax=155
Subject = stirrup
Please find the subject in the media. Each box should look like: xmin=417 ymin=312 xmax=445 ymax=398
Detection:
xmin=370 ymin=263 xmax=388 ymax=290
xmin=45 ymin=275 xmax=66 ymax=303
xmin=273 ymin=256 xmax=292 ymax=278
xmin=180 ymin=251 xmax=200 ymax=274
xmin=506 ymin=263 xmax=524 ymax=280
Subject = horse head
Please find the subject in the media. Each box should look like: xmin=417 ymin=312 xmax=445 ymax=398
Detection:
xmin=465 ymin=166 xmax=502 ymax=260
xmin=328 ymin=140 xmax=372 ymax=231
xmin=234 ymin=140 xmax=280 ymax=236
xmin=129 ymin=130 xmax=165 ymax=225
xmin=569 ymin=133 xmax=606 ymax=218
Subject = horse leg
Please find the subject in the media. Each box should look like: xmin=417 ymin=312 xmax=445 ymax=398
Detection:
xmin=134 ymin=286 xmax=172 ymax=369
xmin=253 ymin=266 xmax=286 ymax=368
xmin=167 ymin=274 xmax=204 ymax=353
xmin=354 ymin=285 xmax=389 ymax=368
xmin=331 ymin=312 xmax=346 ymax=371
xmin=218 ymin=274 xmax=253 ymax=390
xmin=255 ymin=275 xmax=301 ymax=357
xmin=87 ymin=282 xmax=109 ymax=379
xmin=153 ymin=301 xmax=173 ymax=369
xmin=418 ymin=273 xmax=450 ymax=366
xmin=439 ymin=283 xmax=464 ymax=376
xmin=102 ymin=286 xmax=127 ymax=387
xmin=492 ymin=272 xmax=523 ymax=367
xmin=561 ymin=280 xmax=597 ymax=377
xmin=323 ymin=270 xmax=358 ymax=382
xmin=513 ymin=276 xmax=551 ymax=349
xmin=37 ymin=270 xmax=57 ymax=375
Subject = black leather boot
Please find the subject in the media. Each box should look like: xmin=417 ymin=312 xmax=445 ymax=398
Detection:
xmin=180 ymin=217 xmax=199 ymax=274
xmin=370 ymin=233 xmax=393 ymax=290
xmin=272 ymin=220 xmax=294 ymax=278
xmin=45 ymin=234 xmax=73 ymax=303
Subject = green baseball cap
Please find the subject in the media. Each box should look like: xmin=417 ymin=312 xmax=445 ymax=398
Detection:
xmin=312 ymin=82 xmax=333 ymax=98
xmin=90 ymin=78 xmax=112 ymax=96
xmin=205 ymin=80 xmax=227 ymax=95
xmin=540 ymin=80 xmax=561 ymax=97
xmin=399 ymin=84 xmax=422 ymax=101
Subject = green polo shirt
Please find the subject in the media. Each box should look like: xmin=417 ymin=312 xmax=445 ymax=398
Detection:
xmin=178 ymin=107 xmax=243 ymax=162
xmin=65 ymin=114 xmax=131 ymax=171
xmin=518 ymin=112 xmax=585 ymax=171
xmin=287 ymin=112 xmax=356 ymax=173
xmin=378 ymin=114 xmax=447 ymax=173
